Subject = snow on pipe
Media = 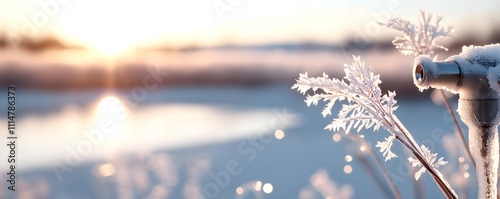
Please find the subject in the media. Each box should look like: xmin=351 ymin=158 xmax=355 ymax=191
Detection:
xmin=413 ymin=47 xmax=500 ymax=199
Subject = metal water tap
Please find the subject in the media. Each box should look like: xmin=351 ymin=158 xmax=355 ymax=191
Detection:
xmin=413 ymin=51 xmax=500 ymax=199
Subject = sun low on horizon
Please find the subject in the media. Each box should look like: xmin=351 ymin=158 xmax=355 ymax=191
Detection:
xmin=1 ymin=0 xmax=499 ymax=57
xmin=3 ymin=0 xmax=229 ymax=56
xmin=56 ymin=0 xmax=221 ymax=56
xmin=1 ymin=0 xmax=362 ymax=57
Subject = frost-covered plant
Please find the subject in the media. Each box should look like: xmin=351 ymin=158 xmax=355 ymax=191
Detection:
xmin=408 ymin=145 xmax=448 ymax=181
xmin=379 ymin=10 xmax=454 ymax=56
xmin=292 ymin=56 xmax=457 ymax=198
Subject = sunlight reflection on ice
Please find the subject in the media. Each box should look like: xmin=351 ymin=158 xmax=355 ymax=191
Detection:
xmin=12 ymin=99 xmax=297 ymax=169
xmin=94 ymin=96 xmax=129 ymax=150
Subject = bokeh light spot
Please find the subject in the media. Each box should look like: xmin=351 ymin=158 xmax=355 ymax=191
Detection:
xmin=345 ymin=155 xmax=353 ymax=162
xmin=255 ymin=181 xmax=262 ymax=191
xmin=359 ymin=145 xmax=366 ymax=152
xmin=263 ymin=183 xmax=273 ymax=194
xmin=333 ymin=133 xmax=341 ymax=142
xmin=97 ymin=163 xmax=115 ymax=177
xmin=236 ymin=187 xmax=244 ymax=195
xmin=274 ymin=129 xmax=285 ymax=140
xmin=344 ymin=165 xmax=353 ymax=174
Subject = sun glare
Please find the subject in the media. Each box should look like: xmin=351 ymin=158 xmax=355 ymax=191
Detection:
xmin=94 ymin=96 xmax=128 ymax=135
xmin=56 ymin=0 xmax=216 ymax=57
xmin=57 ymin=0 xmax=150 ymax=57
xmin=89 ymin=40 xmax=130 ymax=57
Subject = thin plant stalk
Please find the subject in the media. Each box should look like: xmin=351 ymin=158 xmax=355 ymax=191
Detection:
xmin=439 ymin=90 xmax=476 ymax=168
xmin=361 ymin=86 xmax=458 ymax=198
xmin=356 ymin=152 xmax=396 ymax=199
xmin=345 ymin=134 xmax=402 ymax=199
xmin=393 ymin=118 xmax=457 ymax=199
xmin=411 ymin=160 xmax=426 ymax=199
xmin=333 ymin=79 xmax=457 ymax=198
xmin=364 ymin=90 xmax=457 ymax=198
xmin=360 ymin=83 xmax=458 ymax=198
xmin=405 ymin=149 xmax=426 ymax=199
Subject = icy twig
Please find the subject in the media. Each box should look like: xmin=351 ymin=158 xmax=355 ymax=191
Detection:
xmin=292 ymin=56 xmax=457 ymax=198
xmin=379 ymin=10 xmax=454 ymax=56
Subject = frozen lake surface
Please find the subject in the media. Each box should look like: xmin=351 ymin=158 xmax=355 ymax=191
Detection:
xmin=0 ymin=85 xmax=476 ymax=199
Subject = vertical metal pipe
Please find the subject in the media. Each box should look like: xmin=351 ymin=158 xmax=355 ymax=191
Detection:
xmin=458 ymin=99 xmax=500 ymax=199
xmin=469 ymin=125 xmax=498 ymax=198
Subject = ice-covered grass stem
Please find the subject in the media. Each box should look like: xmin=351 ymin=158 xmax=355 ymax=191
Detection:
xmin=293 ymin=56 xmax=457 ymax=198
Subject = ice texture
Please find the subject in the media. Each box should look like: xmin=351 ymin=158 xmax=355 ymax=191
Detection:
xmin=451 ymin=44 xmax=500 ymax=67
xmin=449 ymin=44 xmax=500 ymax=93
xmin=467 ymin=124 xmax=499 ymax=199
xmin=488 ymin=64 xmax=500 ymax=93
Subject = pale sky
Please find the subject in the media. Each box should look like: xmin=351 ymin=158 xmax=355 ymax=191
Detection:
xmin=1 ymin=0 xmax=499 ymax=55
